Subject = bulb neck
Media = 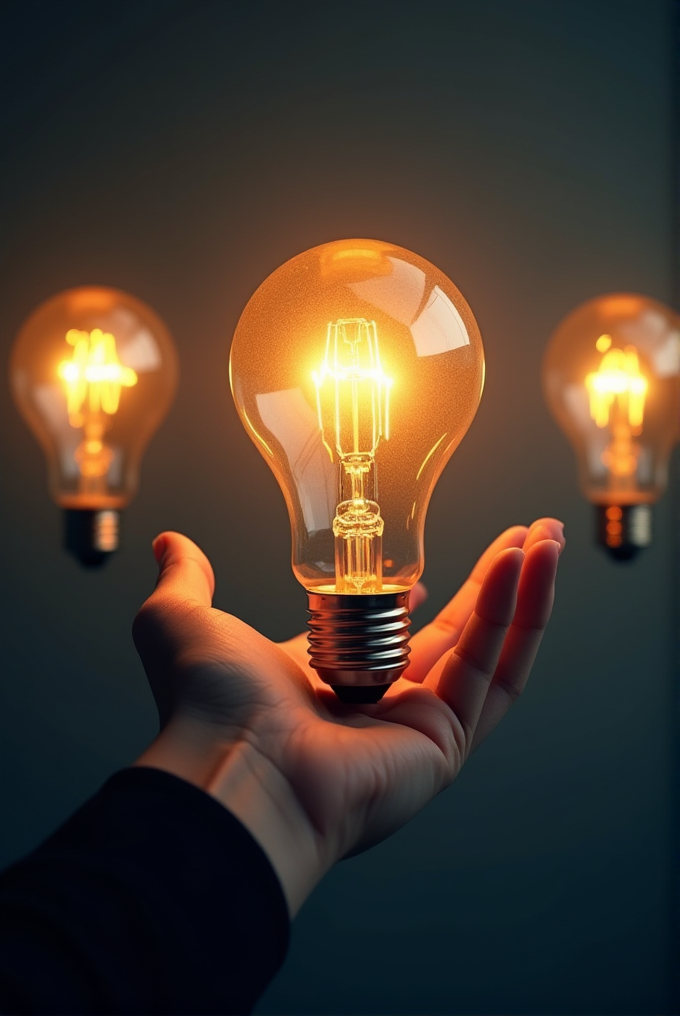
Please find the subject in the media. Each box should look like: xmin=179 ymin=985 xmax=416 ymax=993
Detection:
xmin=63 ymin=508 xmax=120 ymax=567
xmin=307 ymin=589 xmax=411 ymax=703
xmin=595 ymin=503 xmax=652 ymax=562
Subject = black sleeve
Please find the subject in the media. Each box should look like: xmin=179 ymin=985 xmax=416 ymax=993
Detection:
xmin=0 ymin=767 xmax=290 ymax=1015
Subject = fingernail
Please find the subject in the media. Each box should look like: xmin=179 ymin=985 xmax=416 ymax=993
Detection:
xmin=152 ymin=535 xmax=166 ymax=565
xmin=528 ymin=539 xmax=561 ymax=562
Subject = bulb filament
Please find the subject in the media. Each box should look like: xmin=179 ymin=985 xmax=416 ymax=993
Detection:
xmin=57 ymin=328 xmax=138 ymax=490
xmin=313 ymin=319 xmax=393 ymax=593
xmin=58 ymin=328 xmax=138 ymax=424
xmin=585 ymin=344 xmax=648 ymax=482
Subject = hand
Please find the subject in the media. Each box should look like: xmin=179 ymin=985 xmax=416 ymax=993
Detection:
xmin=132 ymin=519 xmax=564 ymax=916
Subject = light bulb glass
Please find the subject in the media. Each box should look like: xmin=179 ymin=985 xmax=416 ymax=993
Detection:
xmin=10 ymin=286 xmax=178 ymax=561
xmin=543 ymin=292 xmax=680 ymax=556
xmin=230 ymin=238 xmax=484 ymax=697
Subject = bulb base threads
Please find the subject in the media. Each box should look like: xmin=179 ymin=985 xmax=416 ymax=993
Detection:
xmin=307 ymin=589 xmax=411 ymax=703
xmin=595 ymin=503 xmax=652 ymax=561
xmin=63 ymin=508 xmax=120 ymax=567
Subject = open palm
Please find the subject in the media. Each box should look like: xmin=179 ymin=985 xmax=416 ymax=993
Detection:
xmin=133 ymin=519 xmax=563 ymax=913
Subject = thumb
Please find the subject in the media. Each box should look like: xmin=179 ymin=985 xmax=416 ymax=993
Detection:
xmin=151 ymin=531 xmax=215 ymax=607
xmin=133 ymin=533 xmax=214 ymax=728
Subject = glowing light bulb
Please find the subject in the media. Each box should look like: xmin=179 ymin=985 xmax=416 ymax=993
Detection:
xmin=230 ymin=239 xmax=484 ymax=701
xmin=10 ymin=287 xmax=178 ymax=565
xmin=542 ymin=293 xmax=680 ymax=560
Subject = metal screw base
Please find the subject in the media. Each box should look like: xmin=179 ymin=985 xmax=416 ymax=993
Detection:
xmin=595 ymin=503 xmax=652 ymax=562
xmin=307 ymin=590 xmax=411 ymax=702
xmin=64 ymin=509 xmax=120 ymax=567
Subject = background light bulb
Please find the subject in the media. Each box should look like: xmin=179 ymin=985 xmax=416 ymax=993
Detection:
xmin=230 ymin=238 xmax=484 ymax=701
xmin=10 ymin=286 xmax=178 ymax=565
xmin=542 ymin=293 xmax=680 ymax=560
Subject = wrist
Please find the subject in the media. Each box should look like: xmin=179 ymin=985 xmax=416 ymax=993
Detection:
xmin=134 ymin=716 xmax=329 ymax=917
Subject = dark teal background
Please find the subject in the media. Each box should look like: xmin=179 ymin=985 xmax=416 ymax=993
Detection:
xmin=0 ymin=2 xmax=677 ymax=1012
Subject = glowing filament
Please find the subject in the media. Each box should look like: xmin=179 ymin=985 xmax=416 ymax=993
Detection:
xmin=313 ymin=318 xmax=393 ymax=593
xmin=58 ymin=328 xmax=138 ymax=427
xmin=312 ymin=318 xmax=392 ymax=463
xmin=585 ymin=345 xmax=647 ymax=433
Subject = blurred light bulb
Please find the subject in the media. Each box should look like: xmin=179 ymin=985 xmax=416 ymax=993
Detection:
xmin=230 ymin=239 xmax=484 ymax=701
xmin=543 ymin=293 xmax=680 ymax=560
xmin=10 ymin=286 xmax=178 ymax=565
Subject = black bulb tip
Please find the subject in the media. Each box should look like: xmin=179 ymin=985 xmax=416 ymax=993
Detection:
xmin=594 ymin=504 xmax=652 ymax=563
xmin=63 ymin=508 xmax=120 ymax=568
